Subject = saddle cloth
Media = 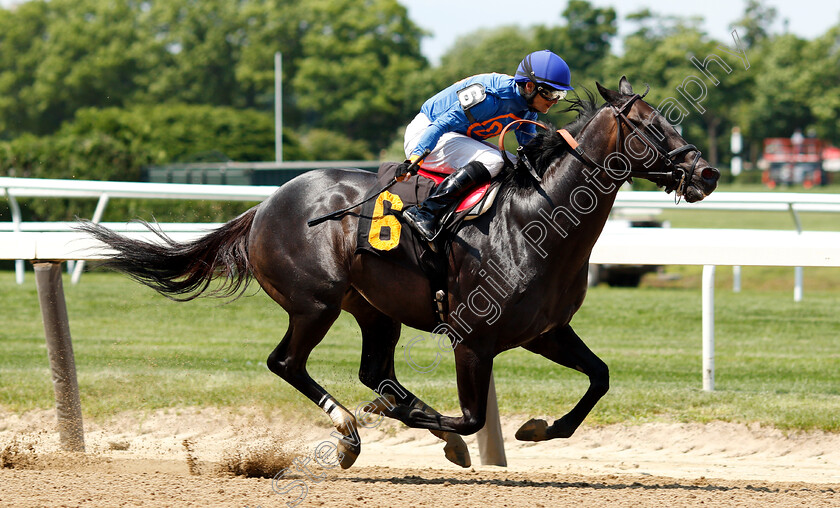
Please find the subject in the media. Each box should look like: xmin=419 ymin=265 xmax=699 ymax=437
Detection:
xmin=355 ymin=162 xmax=500 ymax=271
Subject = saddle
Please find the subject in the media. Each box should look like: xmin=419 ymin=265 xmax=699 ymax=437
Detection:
xmin=415 ymin=169 xmax=499 ymax=219
xmin=355 ymin=162 xmax=501 ymax=321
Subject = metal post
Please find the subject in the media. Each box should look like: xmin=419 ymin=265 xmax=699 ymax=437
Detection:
xmin=732 ymin=265 xmax=741 ymax=293
xmin=15 ymin=260 xmax=24 ymax=284
xmin=34 ymin=262 xmax=85 ymax=452
xmin=5 ymin=188 xmax=25 ymax=284
xmin=794 ymin=266 xmax=803 ymax=302
xmin=730 ymin=127 xmax=742 ymax=177
xmin=275 ymin=52 xmax=283 ymax=162
xmin=476 ymin=371 xmax=506 ymax=466
xmin=788 ymin=203 xmax=803 ymax=233
xmin=788 ymin=203 xmax=804 ymax=302
xmin=702 ymin=265 xmax=715 ymax=392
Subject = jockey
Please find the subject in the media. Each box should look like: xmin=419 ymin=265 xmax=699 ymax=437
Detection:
xmin=400 ymin=49 xmax=573 ymax=242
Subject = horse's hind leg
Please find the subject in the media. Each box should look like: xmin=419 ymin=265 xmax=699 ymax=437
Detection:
xmin=345 ymin=292 xmax=471 ymax=467
xmin=266 ymin=307 xmax=362 ymax=468
xmin=515 ymin=324 xmax=609 ymax=441
xmin=380 ymin=342 xmax=495 ymax=436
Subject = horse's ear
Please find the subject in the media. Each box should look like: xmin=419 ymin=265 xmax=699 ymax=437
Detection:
xmin=596 ymin=81 xmax=623 ymax=104
xmin=619 ymin=76 xmax=633 ymax=95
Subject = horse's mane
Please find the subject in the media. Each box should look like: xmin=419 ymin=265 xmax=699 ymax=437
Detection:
xmin=500 ymin=88 xmax=601 ymax=196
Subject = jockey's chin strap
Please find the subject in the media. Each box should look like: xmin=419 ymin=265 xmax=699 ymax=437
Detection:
xmin=498 ymin=98 xmax=701 ymax=198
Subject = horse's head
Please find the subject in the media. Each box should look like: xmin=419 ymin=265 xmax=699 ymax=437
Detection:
xmin=596 ymin=77 xmax=719 ymax=203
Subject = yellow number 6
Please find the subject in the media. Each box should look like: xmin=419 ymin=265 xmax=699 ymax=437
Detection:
xmin=368 ymin=190 xmax=403 ymax=251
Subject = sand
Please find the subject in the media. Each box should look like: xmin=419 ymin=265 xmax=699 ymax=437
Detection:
xmin=1 ymin=407 xmax=838 ymax=507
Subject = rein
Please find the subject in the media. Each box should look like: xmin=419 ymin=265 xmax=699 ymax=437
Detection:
xmin=498 ymin=96 xmax=702 ymax=198
xmin=498 ymin=119 xmax=547 ymax=182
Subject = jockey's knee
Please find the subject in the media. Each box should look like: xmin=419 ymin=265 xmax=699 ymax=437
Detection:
xmin=472 ymin=153 xmax=505 ymax=178
xmin=462 ymin=160 xmax=492 ymax=182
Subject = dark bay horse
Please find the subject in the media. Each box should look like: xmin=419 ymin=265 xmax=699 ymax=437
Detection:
xmin=79 ymin=78 xmax=719 ymax=469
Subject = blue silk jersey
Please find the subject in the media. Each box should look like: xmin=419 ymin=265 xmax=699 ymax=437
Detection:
xmin=410 ymin=73 xmax=539 ymax=158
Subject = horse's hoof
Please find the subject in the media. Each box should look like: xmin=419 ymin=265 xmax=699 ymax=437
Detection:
xmin=442 ymin=432 xmax=471 ymax=468
xmin=337 ymin=438 xmax=360 ymax=469
xmin=367 ymin=394 xmax=398 ymax=418
xmin=515 ymin=418 xmax=549 ymax=441
xmin=548 ymin=416 xmax=577 ymax=439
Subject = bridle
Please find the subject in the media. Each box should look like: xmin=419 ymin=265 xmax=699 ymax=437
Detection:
xmin=609 ymin=93 xmax=701 ymax=197
xmin=499 ymin=93 xmax=702 ymax=198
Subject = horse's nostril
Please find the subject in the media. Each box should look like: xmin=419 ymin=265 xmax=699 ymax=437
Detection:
xmin=701 ymin=167 xmax=719 ymax=181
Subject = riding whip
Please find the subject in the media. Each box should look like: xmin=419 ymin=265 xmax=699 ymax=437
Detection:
xmin=307 ymin=149 xmax=430 ymax=227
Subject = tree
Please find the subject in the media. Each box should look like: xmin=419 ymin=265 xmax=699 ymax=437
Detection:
xmin=138 ymin=0 xmax=245 ymax=107
xmin=604 ymin=16 xmax=752 ymax=167
xmin=0 ymin=0 xmax=428 ymax=152
xmin=60 ymin=104 xmax=293 ymax=162
xmin=802 ymin=24 xmax=840 ymax=144
xmin=299 ymin=128 xmax=373 ymax=160
xmin=0 ymin=1 xmax=48 ymax=138
xmin=434 ymin=26 xmax=533 ymax=90
xmin=736 ymin=34 xmax=813 ymax=144
xmin=0 ymin=0 xmax=154 ymax=136
xmin=533 ymin=0 xmax=617 ymax=76
xmin=233 ymin=0 xmax=308 ymax=113
xmin=731 ymin=0 xmax=778 ymax=49
xmin=426 ymin=11 xmax=616 ymax=129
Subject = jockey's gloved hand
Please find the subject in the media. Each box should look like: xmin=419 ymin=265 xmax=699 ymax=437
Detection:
xmin=394 ymin=159 xmax=414 ymax=181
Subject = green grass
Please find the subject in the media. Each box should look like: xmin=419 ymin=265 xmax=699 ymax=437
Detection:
xmin=712 ymin=182 xmax=840 ymax=193
xmin=659 ymin=209 xmax=840 ymax=231
xmin=1 ymin=271 xmax=838 ymax=432
xmin=632 ymin=181 xmax=840 ymax=231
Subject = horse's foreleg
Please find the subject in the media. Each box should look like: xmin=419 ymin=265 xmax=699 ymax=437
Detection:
xmin=266 ymin=308 xmax=362 ymax=469
xmin=360 ymin=369 xmax=472 ymax=468
xmin=515 ymin=325 xmax=609 ymax=441
xmin=389 ymin=344 xmax=493 ymax=436
xmin=348 ymin=296 xmax=471 ymax=467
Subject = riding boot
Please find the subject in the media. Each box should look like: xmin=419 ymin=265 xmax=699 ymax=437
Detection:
xmin=402 ymin=161 xmax=491 ymax=242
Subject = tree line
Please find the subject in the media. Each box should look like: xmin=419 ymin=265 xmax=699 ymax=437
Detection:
xmin=0 ymin=0 xmax=838 ymax=194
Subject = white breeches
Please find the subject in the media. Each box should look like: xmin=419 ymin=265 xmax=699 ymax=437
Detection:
xmin=403 ymin=113 xmax=515 ymax=177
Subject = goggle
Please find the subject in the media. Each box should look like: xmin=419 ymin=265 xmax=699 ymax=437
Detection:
xmin=537 ymin=86 xmax=567 ymax=101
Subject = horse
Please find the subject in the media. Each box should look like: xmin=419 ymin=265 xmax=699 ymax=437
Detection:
xmin=79 ymin=77 xmax=720 ymax=469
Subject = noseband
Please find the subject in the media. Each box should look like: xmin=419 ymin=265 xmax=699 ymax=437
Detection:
xmin=499 ymin=94 xmax=702 ymax=197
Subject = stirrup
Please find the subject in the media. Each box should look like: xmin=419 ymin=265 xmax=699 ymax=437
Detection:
xmin=403 ymin=207 xmax=437 ymax=242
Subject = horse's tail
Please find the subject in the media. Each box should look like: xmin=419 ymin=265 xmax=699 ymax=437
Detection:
xmin=77 ymin=207 xmax=258 ymax=301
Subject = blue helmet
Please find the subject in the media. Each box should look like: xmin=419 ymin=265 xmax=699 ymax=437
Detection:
xmin=514 ymin=50 xmax=573 ymax=91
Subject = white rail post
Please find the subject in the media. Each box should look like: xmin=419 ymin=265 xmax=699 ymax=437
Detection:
xmin=788 ymin=203 xmax=804 ymax=302
xmin=732 ymin=266 xmax=741 ymax=292
xmin=476 ymin=370 xmax=506 ymax=466
xmin=71 ymin=193 xmax=109 ymax=284
xmin=4 ymin=188 xmax=25 ymax=284
xmin=702 ymin=265 xmax=715 ymax=391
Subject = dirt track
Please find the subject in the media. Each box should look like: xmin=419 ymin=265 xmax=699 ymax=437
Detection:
xmin=2 ymin=408 xmax=838 ymax=507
